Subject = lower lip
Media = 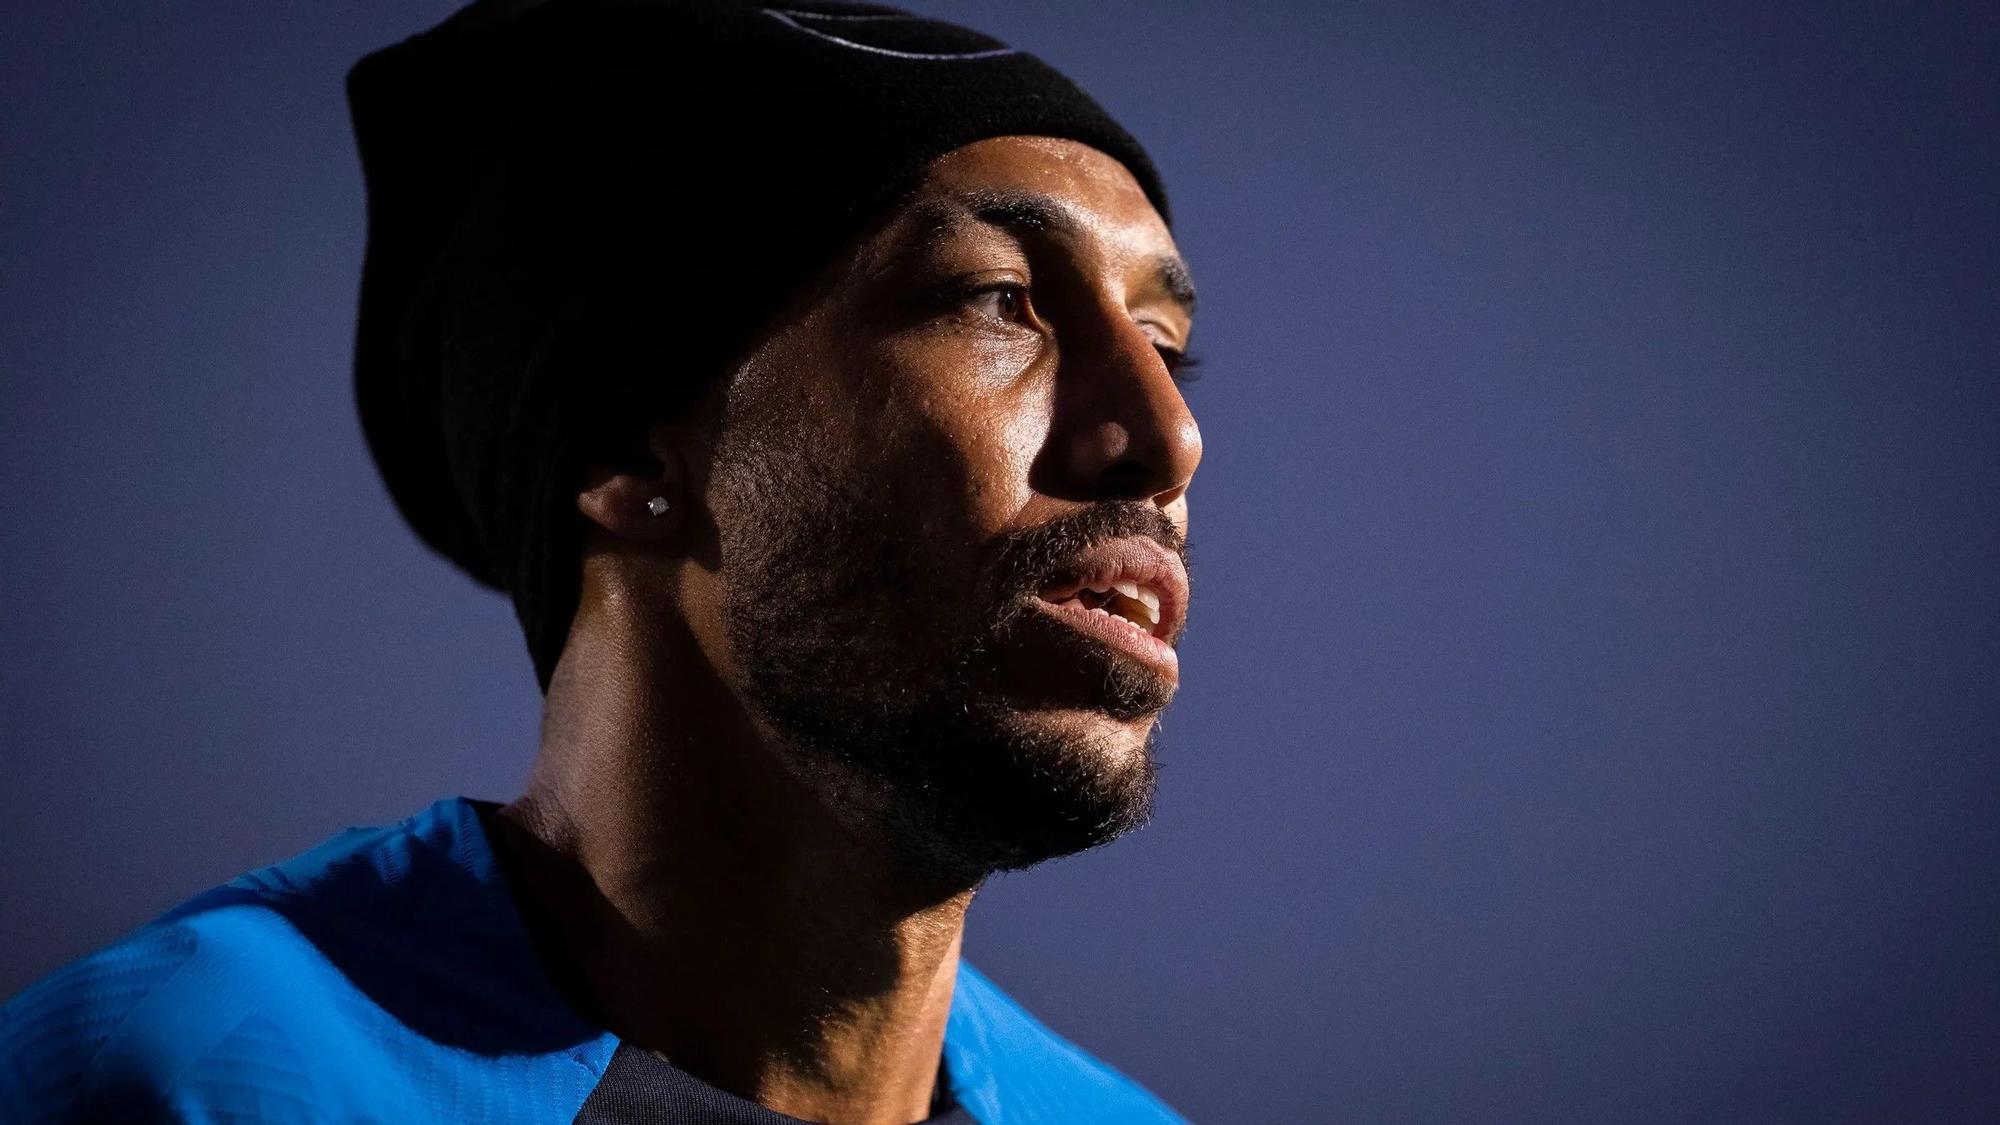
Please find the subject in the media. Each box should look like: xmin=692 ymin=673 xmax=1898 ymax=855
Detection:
xmin=1029 ymin=597 xmax=1180 ymax=677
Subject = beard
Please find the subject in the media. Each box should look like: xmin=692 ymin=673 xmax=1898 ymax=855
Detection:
xmin=713 ymin=427 xmax=1185 ymax=886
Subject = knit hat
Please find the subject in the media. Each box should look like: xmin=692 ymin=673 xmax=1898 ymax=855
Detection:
xmin=348 ymin=0 xmax=1170 ymax=689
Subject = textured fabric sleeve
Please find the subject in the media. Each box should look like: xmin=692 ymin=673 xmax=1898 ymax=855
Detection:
xmin=3 ymin=801 xmax=619 ymax=1124
xmin=0 ymin=922 xmax=212 ymax=1123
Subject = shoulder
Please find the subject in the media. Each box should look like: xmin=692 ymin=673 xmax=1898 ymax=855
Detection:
xmin=0 ymin=800 xmax=598 ymax=1123
xmin=0 ymin=900 xmax=362 ymax=1123
xmin=946 ymin=962 xmax=1186 ymax=1124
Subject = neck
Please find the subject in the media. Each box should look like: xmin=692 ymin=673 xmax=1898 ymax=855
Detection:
xmin=492 ymin=582 xmax=973 ymax=1125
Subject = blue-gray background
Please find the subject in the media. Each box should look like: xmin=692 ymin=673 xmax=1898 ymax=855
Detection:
xmin=3 ymin=2 xmax=1995 ymax=1120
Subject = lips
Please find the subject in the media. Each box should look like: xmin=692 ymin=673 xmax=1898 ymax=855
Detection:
xmin=1031 ymin=537 xmax=1188 ymax=673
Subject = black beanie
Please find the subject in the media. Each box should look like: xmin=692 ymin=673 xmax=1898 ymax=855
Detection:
xmin=348 ymin=0 xmax=1170 ymax=690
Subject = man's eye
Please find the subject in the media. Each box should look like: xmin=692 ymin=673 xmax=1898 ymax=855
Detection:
xmin=1156 ymin=344 xmax=1203 ymax=385
xmin=965 ymin=284 xmax=1026 ymax=322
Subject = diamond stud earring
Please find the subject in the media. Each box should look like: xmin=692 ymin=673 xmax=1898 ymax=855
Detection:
xmin=645 ymin=496 xmax=670 ymax=517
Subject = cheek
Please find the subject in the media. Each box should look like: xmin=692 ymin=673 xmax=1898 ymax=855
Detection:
xmin=866 ymin=344 xmax=1052 ymax=531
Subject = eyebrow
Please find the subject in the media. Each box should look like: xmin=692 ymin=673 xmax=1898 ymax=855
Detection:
xmin=903 ymin=189 xmax=1199 ymax=317
xmin=1150 ymin=253 xmax=1198 ymax=317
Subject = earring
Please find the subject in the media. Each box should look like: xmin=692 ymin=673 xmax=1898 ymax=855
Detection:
xmin=645 ymin=496 xmax=670 ymax=517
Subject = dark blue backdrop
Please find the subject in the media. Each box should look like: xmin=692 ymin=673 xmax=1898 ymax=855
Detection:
xmin=4 ymin=2 xmax=1995 ymax=1120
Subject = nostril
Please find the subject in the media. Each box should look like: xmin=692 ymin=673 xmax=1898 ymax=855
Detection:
xmin=1098 ymin=460 xmax=1155 ymax=495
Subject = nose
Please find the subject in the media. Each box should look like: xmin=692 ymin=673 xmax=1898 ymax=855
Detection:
xmin=1044 ymin=315 xmax=1203 ymax=509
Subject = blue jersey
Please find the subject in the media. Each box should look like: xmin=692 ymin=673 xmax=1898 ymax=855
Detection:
xmin=0 ymin=798 xmax=1182 ymax=1123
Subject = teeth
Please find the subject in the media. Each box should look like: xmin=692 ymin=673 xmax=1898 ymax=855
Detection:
xmin=1101 ymin=609 xmax=1140 ymax=630
xmin=1131 ymin=584 xmax=1163 ymax=624
xmin=1108 ymin=581 xmax=1162 ymax=628
xmin=1060 ymin=579 xmax=1163 ymax=634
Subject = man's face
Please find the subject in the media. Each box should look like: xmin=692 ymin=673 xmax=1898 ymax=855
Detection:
xmin=693 ymin=136 xmax=1201 ymax=880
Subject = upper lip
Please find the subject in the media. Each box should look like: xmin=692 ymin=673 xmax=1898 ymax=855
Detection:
xmin=1035 ymin=537 xmax=1189 ymax=642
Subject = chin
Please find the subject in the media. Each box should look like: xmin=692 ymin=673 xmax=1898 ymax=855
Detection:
xmin=868 ymin=698 xmax=1163 ymax=882
xmin=1009 ymin=705 xmax=1159 ymax=772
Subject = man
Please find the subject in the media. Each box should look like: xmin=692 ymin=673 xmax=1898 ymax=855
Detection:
xmin=0 ymin=1 xmax=1201 ymax=1121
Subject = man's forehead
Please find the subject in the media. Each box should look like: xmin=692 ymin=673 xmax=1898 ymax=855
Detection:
xmin=934 ymin=132 xmax=1145 ymax=187
xmin=879 ymin=139 xmax=1195 ymax=314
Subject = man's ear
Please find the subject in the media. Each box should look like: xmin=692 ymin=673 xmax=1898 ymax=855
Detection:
xmin=577 ymin=423 xmax=687 ymax=544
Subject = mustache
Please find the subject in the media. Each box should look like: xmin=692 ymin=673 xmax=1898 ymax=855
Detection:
xmin=989 ymin=501 xmax=1187 ymax=597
